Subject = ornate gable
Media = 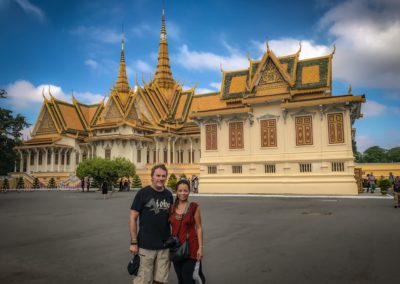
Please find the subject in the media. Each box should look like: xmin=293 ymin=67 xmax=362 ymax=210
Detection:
xmin=248 ymin=48 xmax=294 ymax=95
xmin=34 ymin=104 xmax=59 ymax=135
xmin=103 ymin=97 xmax=124 ymax=120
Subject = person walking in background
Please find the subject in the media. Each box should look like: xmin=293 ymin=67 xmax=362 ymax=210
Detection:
xmin=169 ymin=179 xmax=205 ymax=284
xmin=191 ymin=175 xmax=199 ymax=193
xmin=388 ymin=172 xmax=396 ymax=191
xmin=102 ymin=181 xmax=108 ymax=199
xmin=129 ymin=164 xmax=173 ymax=284
xmin=81 ymin=178 xmax=85 ymax=192
xmin=86 ymin=177 xmax=90 ymax=192
xmin=368 ymin=172 xmax=376 ymax=193
xmin=393 ymin=176 xmax=400 ymax=208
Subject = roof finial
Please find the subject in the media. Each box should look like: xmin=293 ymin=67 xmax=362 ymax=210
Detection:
xmin=114 ymin=29 xmax=130 ymax=93
xmin=348 ymin=84 xmax=352 ymax=94
xmin=48 ymin=86 xmax=53 ymax=97
xmin=154 ymin=1 xmax=175 ymax=89
xmin=297 ymin=41 xmax=302 ymax=55
xmin=246 ymin=52 xmax=252 ymax=61
xmin=266 ymin=37 xmax=270 ymax=52
xmin=220 ymin=63 xmax=224 ymax=73
xmin=331 ymin=43 xmax=336 ymax=56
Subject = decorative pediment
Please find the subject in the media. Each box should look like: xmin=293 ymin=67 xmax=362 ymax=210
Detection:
xmin=248 ymin=50 xmax=294 ymax=93
xmin=34 ymin=105 xmax=59 ymax=135
xmin=257 ymin=113 xmax=280 ymax=122
xmin=290 ymin=108 xmax=317 ymax=118
xmin=103 ymin=97 xmax=123 ymax=120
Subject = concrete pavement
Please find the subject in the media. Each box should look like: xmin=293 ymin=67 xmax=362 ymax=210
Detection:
xmin=0 ymin=191 xmax=399 ymax=284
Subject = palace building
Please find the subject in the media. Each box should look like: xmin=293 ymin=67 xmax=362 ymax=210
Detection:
xmin=13 ymin=6 xmax=365 ymax=194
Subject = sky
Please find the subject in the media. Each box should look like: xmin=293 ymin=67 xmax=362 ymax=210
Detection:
xmin=0 ymin=0 xmax=399 ymax=152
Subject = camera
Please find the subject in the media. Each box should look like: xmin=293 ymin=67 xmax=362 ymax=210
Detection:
xmin=163 ymin=235 xmax=180 ymax=250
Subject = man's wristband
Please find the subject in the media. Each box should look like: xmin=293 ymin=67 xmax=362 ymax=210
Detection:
xmin=130 ymin=239 xmax=138 ymax=245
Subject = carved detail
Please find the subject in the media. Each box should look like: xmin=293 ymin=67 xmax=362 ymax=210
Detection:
xmin=327 ymin=113 xmax=344 ymax=144
xmin=36 ymin=108 xmax=57 ymax=134
xmin=295 ymin=116 xmax=313 ymax=146
xmin=260 ymin=119 xmax=277 ymax=147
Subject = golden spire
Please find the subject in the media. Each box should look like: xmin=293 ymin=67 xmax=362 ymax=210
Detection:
xmin=154 ymin=2 xmax=175 ymax=89
xmin=114 ymin=32 xmax=130 ymax=93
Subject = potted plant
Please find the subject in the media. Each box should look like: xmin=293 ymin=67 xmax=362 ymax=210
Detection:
xmin=378 ymin=179 xmax=390 ymax=195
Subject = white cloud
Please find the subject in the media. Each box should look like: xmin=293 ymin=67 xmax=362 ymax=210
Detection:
xmin=132 ymin=23 xmax=153 ymax=37
xmin=176 ymin=44 xmax=248 ymax=72
xmin=71 ymin=26 xmax=122 ymax=44
xmin=319 ymin=0 xmax=400 ymax=92
xmin=357 ymin=130 xmax=400 ymax=152
xmin=14 ymin=0 xmax=45 ymax=21
xmin=196 ymin=88 xmax=216 ymax=94
xmin=85 ymin=59 xmax=99 ymax=70
xmin=362 ymin=100 xmax=387 ymax=117
xmin=5 ymin=80 xmax=104 ymax=110
xmin=135 ymin=60 xmax=153 ymax=74
xmin=251 ymin=39 xmax=331 ymax=60
xmin=210 ymin=82 xmax=221 ymax=90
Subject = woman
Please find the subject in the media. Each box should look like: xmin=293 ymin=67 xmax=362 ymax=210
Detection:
xmin=169 ymin=179 xmax=205 ymax=284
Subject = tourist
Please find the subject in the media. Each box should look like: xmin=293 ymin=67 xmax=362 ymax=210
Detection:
xmin=169 ymin=179 xmax=205 ymax=284
xmin=129 ymin=164 xmax=173 ymax=284
xmin=81 ymin=178 xmax=85 ymax=192
xmin=393 ymin=176 xmax=400 ymax=208
xmin=86 ymin=176 xmax=90 ymax=192
xmin=368 ymin=173 xmax=376 ymax=193
xmin=388 ymin=172 xmax=396 ymax=191
xmin=101 ymin=181 xmax=108 ymax=199
xmin=191 ymin=175 xmax=199 ymax=193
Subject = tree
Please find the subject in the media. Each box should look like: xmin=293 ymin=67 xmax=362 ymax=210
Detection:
xmin=132 ymin=174 xmax=142 ymax=188
xmin=0 ymin=92 xmax=30 ymax=175
xmin=32 ymin=177 xmax=40 ymax=189
xmin=16 ymin=177 xmax=25 ymax=189
xmin=167 ymin=173 xmax=178 ymax=192
xmin=362 ymin=146 xmax=387 ymax=163
xmin=76 ymin=157 xmax=135 ymax=189
xmin=387 ymin=147 xmax=400 ymax=162
xmin=47 ymin=178 xmax=56 ymax=188
xmin=180 ymin=173 xmax=188 ymax=180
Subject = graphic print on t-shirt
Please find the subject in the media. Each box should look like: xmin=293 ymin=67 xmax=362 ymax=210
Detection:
xmin=145 ymin=198 xmax=171 ymax=214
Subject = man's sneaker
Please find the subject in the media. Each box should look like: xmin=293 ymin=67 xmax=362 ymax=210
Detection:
xmin=394 ymin=205 xmax=398 ymax=208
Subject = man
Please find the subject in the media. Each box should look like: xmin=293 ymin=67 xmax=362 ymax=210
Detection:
xmin=368 ymin=172 xmax=376 ymax=193
xmin=393 ymin=176 xmax=400 ymax=208
xmin=388 ymin=172 xmax=396 ymax=191
xmin=129 ymin=164 xmax=173 ymax=284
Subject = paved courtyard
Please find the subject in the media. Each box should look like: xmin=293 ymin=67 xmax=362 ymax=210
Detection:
xmin=0 ymin=191 xmax=399 ymax=284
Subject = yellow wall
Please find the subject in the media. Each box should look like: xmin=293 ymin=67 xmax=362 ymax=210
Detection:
xmin=356 ymin=163 xmax=400 ymax=179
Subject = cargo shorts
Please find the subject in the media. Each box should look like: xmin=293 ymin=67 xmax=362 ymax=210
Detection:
xmin=133 ymin=248 xmax=170 ymax=284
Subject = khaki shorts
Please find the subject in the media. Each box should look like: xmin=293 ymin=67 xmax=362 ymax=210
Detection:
xmin=133 ymin=248 xmax=170 ymax=284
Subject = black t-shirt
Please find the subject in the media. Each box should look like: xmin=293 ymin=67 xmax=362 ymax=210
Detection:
xmin=131 ymin=186 xmax=173 ymax=250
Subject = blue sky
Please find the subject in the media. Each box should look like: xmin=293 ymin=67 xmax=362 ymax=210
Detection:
xmin=1 ymin=0 xmax=399 ymax=152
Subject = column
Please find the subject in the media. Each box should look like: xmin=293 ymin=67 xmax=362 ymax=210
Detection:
xmin=19 ymin=150 xmax=24 ymax=172
xmin=190 ymin=138 xmax=193 ymax=164
xmin=27 ymin=149 xmax=31 ymax=173
xmin=155 ymin=138 xmax=159 ymax=163
xmin=34 ymin=148 xmax=39 ymax=172
xmin=44 ymin=148 xmax=48 ymax=172
xmin=71 ymin=149 xmax=77 ymax=172
xmin=172 ymin=137 xmax=176 ymax=164
xmin=57 ymin=148 xmax=62 ymax=172
xmin=178 ymin=143 xmax=181 ymax=164
xmin=14 ymin=160 xmax=17 ymax=172
xmin=50 ymin=148 xmax=55 ymax=172
xmin=167 ymin=137 xmax=171 ymax=164
xmin=79 ymin=150 xmax=83 ymax=164
xmin=63 ymin=150 xmax=68 ymax=172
